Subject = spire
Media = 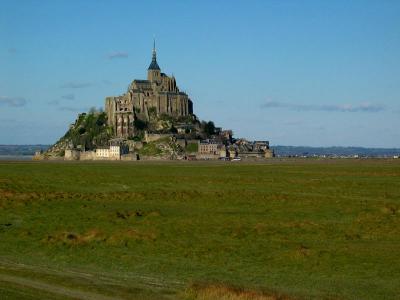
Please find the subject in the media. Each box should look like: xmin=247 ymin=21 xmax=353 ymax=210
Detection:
xmin=148 ymin=38 xmax=160 ymax=71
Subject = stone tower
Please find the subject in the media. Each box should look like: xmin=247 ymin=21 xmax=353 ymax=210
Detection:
xmin=147 ymin=40 xmax=161 ymax=82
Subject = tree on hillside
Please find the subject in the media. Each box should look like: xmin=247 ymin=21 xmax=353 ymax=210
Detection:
xmin=134 ymin=119 xmax=148 ymax=131
xmin=203 ymin=121 xmax=215 ymax=136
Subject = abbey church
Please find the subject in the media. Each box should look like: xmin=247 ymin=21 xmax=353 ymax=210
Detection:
xmin=105 ymin=42 xmax=193 ymax=137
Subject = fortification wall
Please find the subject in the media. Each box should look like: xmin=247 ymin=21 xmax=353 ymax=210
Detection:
xmin=121 ymin=154 xmax=138 ymax=161
xmin=144 ymin=133 xmax=172 ymax=143
xmin=196 ymin=153 xmax=219 ymax=160
xmin=105 ymin=97 xmax=116 ymax=127
xmin=80 ymin=151 xmax=96 ymax=161
xmin=64 ymin=149 xmax=80 ymax=161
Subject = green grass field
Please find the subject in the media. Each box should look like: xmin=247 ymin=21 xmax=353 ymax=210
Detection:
xmin=0 ymin=160 xmax=399 ymax=299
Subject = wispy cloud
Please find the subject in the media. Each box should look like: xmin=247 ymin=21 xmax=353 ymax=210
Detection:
xmin=283 ymin=120 xmax=303 ymax=126
xmin=8 ymin=48 xmax=17 ymax=54
xmin=102 ymin=79 xmax=113 ymax=85
xmin=0 ymin=96 xmax=27 ymax=107
xmin=59 ymin=106 xmax=89 ymax=112
xmin=261 ymin=101 xmax=384 ymax=113
xmin=47 ymin=100 xmax=60 ymax=105
xmin=108 ymin=52 xmax=129 ymax=59
xmin=61 ymin=93 xmax=75 ymax=100
xmin=49 ymin=94 xmax=76 ymax=105
xmin=61 ymin=82 xmax=93 ymax=89
xmin=0 ymin=118 xmax=16 ymax=122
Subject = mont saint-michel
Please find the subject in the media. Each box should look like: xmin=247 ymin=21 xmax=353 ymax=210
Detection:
xmin=38 ymin=43 xmax=273 ymax=161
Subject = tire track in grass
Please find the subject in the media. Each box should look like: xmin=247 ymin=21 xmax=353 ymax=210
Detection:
xmin=0 ymin=259 xmax=182 ymax=299
xmin=0 ymin=273 xmax=126 ymax=300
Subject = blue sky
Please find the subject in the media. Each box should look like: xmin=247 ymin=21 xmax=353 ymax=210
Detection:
xmin=1 ymin=0 xmax=399 ymax=147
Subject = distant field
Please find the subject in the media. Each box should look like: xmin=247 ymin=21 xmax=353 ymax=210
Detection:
xmin=0 ymin=160 xmax=399 ymax=299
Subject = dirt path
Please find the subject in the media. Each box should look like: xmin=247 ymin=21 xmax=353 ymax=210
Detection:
xmin=0 ymin=273 xmax=125 ymax=300
xmin=0 ymin=259 xmax=182 ymax=300
xmin=0 ymin=259 xmax=183 ymax=289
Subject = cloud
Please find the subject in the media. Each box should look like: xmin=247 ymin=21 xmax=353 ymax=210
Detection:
xmin=102 ymin=79 xmax=113 ymax=85
xmin=283 ymin=120 xmax=303 ymax=126
xmin=315 ymin=125 xmax=326 ymax=131
xmin=60 ymin=82 xmax=93 ymax=89
xmin=59 ymin=106 xmax=89 ymax=112
xmin=48 ymin=94 xmax=75 ymax=105
xmin=108 ymin=52 xmax=129 ymax=59
xmin=47 ymin=100 xmax=60 ymax=105
xmin=59 ymin=106 xmax=80 ymax=112
xmin=61 ymin=94 xmax=75 ymax=100
xmin=0 ymin=96 xmax=27 ymax=107
xmin=261 ymin=101 xmax=384 ymax=113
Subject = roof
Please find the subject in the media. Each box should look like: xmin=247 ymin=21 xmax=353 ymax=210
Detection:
xmin=148 ymin=40 xmax=161 ymax=70
xmin=200 ymin=140 xmax=219 ymax=145
xmin=148 ymin=59 xmax=160 ymax=70
xmin=131 ymin=80 xmax=152 ymax=90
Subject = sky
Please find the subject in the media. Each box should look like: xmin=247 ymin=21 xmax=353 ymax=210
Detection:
xmin=1 ymin=0 xmax=399 ymax=147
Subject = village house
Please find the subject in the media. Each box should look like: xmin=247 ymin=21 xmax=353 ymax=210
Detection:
xmin=198 ymin=140 xmax=219 ymax=155
xmin=96 ymin=144 xmax=129 ymax=160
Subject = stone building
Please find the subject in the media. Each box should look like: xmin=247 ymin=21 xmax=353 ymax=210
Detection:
xmin=198 ymin=140 xmax=219 ymax=155
xmin=105 ymin=41 xmax=193 ymax=138
xmin=96 ymin=145 xmax=125 ymax=160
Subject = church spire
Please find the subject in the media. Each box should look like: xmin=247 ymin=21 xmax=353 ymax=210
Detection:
xmin=148 ymin=38 xmax=160 ymax=71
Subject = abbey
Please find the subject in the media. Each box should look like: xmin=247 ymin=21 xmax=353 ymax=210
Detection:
xmin=105 ymin=42 xmax=193 ymax=137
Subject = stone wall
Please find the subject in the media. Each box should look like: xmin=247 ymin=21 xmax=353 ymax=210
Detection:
xmin=105 ymin=97 xmax=116 ymax=127
xmin=144 ymin=133 xmax=172 ymax=143
xmin=121 ymin=154 xmax=138 ymax=161
xmin=264 ymin=149 xmax=274 ymax=158
xmin=80 ymin=151 xmax=96 ymax=161
xmin=64 ymin=149 xmax=80 ymax=161
xmin=196 ymin=153 xmax=219 ymax=160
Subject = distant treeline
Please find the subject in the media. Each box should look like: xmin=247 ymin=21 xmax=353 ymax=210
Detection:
xmin=0 ymin=145 xmax=50 ymax=156
xmin=272 ymin=146 xmax=400 ymax=157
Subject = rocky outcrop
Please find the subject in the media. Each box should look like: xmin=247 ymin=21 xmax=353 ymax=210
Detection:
xmin=45 ymin=111 xmax=112 ymax=156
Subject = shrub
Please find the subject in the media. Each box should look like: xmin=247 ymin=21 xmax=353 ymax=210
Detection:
xmin=134 ymin=119 xmax=148 ymax=130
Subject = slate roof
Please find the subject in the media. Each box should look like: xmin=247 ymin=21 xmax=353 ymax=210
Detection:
xmin=148 ymin=53 xmax=160 ymax=70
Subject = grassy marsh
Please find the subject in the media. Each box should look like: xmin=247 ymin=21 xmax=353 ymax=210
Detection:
xmin=0 ymin=160 xmax=399 ymax=299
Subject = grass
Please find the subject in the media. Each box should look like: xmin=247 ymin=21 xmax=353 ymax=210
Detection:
xmin=181 ymin=283 xmax=293 ymax=300
xmin=138 ymin=141 xmax=164 ymax=156
xmin=0 ymin=159 xmax=399 ymax=299
xmin=186 ymin=142 xmax=199 ymax=153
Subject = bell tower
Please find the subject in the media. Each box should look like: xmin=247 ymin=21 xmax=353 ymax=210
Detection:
xmin=147 ymin=39 xmax=161 ymax=82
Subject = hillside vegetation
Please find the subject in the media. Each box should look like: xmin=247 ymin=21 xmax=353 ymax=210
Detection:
xmin=0 ymin=160 xmax=399 ymax=299
xmin=44 ymin=109 xmax=218 ymax=158
xmin=47 ymin=111 xmax=113 ymax=155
